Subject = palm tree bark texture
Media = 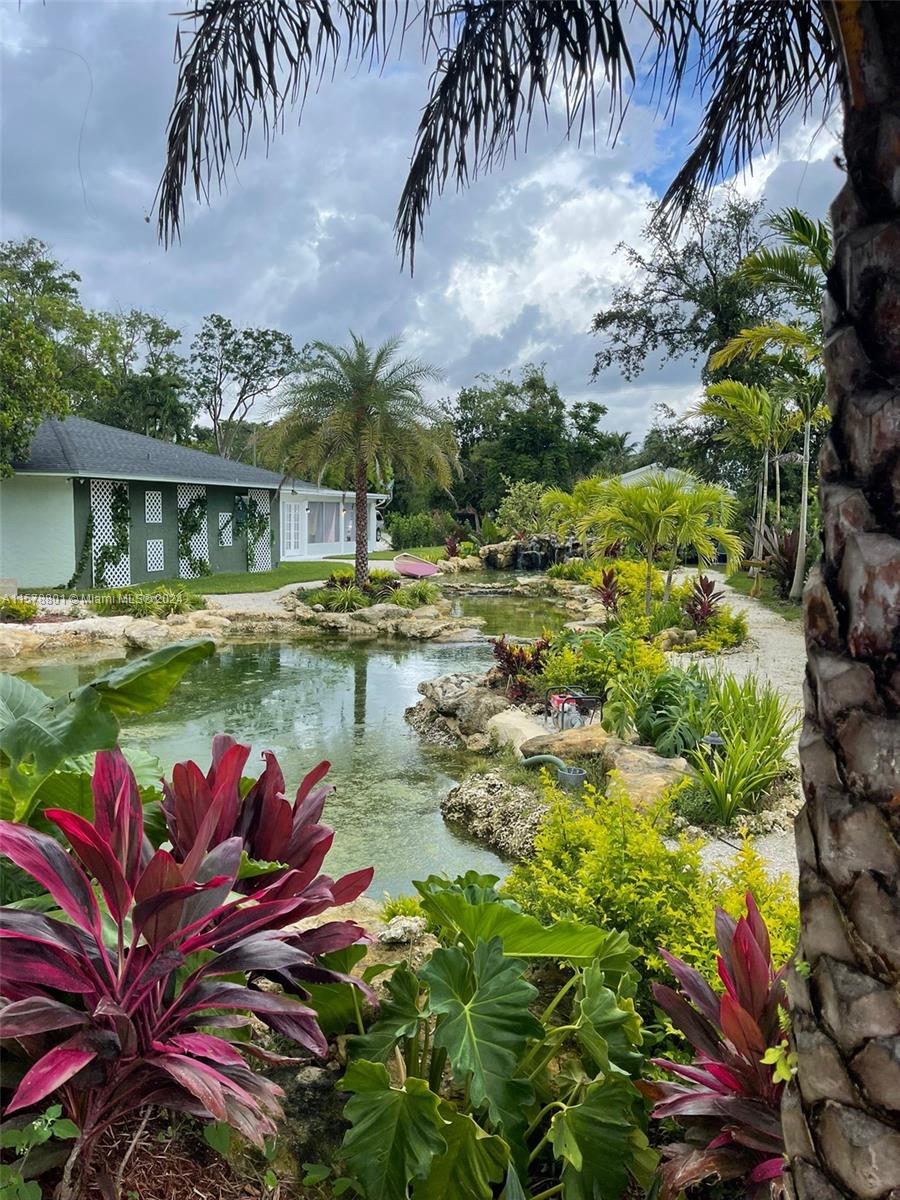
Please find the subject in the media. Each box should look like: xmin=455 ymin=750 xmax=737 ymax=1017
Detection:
xmin=784 ymin=4 xmax=900 ymax=1197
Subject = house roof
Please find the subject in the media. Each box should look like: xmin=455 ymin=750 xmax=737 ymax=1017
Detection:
xmin=13 ymin=417 xmax=389 ymax=500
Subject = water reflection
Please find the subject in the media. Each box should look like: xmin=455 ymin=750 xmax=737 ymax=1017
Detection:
xmin=20 ymin=639 xmax=503 ymax=897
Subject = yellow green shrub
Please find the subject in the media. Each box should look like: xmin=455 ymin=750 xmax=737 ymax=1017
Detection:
xmin=540 ymin=628 xmax=666 ymax=697
xmin=503 ymin=776 xmax=798 ymax=999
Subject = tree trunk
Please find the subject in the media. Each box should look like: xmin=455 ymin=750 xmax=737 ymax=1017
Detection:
xmin=354 ymin=459 xmax=369 ymax=587
xmin=644 ymin=555 xmax=653 ymax=618
xmin=789 ymin=419 xmax=812 ymax=602
xmin=663 ymin=545 xmax=677 ymax=602
xmin=783 ymin=5 xmax=900 ymax=1198
xmin=775 ymin=454 xmax=782 ymax=525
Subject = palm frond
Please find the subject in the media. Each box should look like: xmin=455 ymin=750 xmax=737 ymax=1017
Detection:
xmin=711 ymin=323 xmax=819 ymax=370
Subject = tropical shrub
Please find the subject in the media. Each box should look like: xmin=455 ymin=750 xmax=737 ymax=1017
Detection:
xmin=444 ymin=532 xmax=460 ymax=557
xmin=386 ymin=511 xmax=441 ymax=550
xmin=380 ymin=892 xmax=424 ymax=922
xmin=458 ymin=539 xmax=478 ymax=558
xmin=90 ymin=587 xmax=204 ymax=618
xmin=0 ymin=1103 xmax=79 ymax=1197
xmin=0 ymin=640 xmax=214 ymax=825
xmin=683 ymin=573 xmax=724 ymax=629
xmin=496 ymin=477 xmax=546 ymax=537
xmin=504 ymin=779 xmax=797 ymax=996
xmin=335 ymin=872 xmax=656 ymax=1200
xmin=307 ymin=584 xmax=370 ymax=612
xmin=0 ymin=749 xmax=372 ymax=1197
xmin=364 ymin=568 xmax=402 ymax=602
xmin=591 ymin=567 xmax=620 ymax=615
xmin=642 ymin=895 xmax=789 ymax=1199
xmin=586 ymin=558 xmax=665 ymax=615
xmin=0 ymin=597 xmax=38 ymax=624
xmin=491 ymin=634 xmax=551 ymax=700
xmin=479 ymin=514 xmax=503 ymax=545
xmin=761 ymin=524 xmax=803 ymax=600
xmin=325 ymin=570 xmax=355 ymax=588
xmin=161 ymin=736 xmax=373 ymax=904
xmin=603 ymin=664 xmax=711 ymax=758
xmin=540 ymin=627 xmax=666 ymax=699
xmin=389 ymin=579 xmax=440 ymax=607
xmin=546 ymin=557 xmax=589 ymax=582
xmin=676 ymin=606 xmax=749 ymax=653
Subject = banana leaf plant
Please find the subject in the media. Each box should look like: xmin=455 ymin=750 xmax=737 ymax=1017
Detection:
xmin=0 ymin=640 xmax=215 ymax=824
xmin=332 ymin=874 xmax=656 ymax=1200
xmin=641 ymin=893 xmax=789 ymax=1199
xmin=0 ymin=749 xmax=372 ymax=1199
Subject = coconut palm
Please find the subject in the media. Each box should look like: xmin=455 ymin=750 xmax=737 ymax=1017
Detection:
xmin=540 ymin=475 xmax=609 ymax=540
xmin=155 ymin=5 xmax=900 ymax=1196
xmin=275 ymin=334 xmax=455 ymax=585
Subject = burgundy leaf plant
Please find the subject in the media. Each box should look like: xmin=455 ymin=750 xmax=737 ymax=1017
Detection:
xmin=641 ymin=893 xmax=789 ymax=1200
xmin=0 ymin=747 xmax=372 ymax=1195
xmin=683 ymin=573 xmax=725 ymax=630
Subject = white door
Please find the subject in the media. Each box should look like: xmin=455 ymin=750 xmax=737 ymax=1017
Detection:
xmin=281 ymin=500 xmax=305 ymax=558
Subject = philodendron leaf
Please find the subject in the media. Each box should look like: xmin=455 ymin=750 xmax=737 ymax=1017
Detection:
xmin=549 ymin=1076 xmax=657 ymax=1200
xmin=349 ymin=964 xmax=423 ymax=1063
xmin=340 ymin=1060 xmax=447 ymax=1200
xmin=0 ymin=640 xmax=214 ymax=819
xmin=422 ymin=940 xmax=542 ymax=1156
xmin=415 ymin=887 xmax=637 ymax=972
xmin=0 ymin=675 xmax=51 ymax=730
xmin=576 ymin=965 xmax=644 ymax=1078
xmin=412 ymin=1103 xmax=508 ymax=1200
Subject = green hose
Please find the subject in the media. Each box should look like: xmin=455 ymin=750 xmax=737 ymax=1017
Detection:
xmin=520 ymin=754 xmax=568 ymax=771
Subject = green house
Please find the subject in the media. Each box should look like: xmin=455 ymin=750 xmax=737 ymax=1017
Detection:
xmin=0 ymin=417 xmax=290 ymax=589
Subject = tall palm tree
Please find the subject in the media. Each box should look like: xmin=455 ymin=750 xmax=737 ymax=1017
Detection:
xmin=693 ymin=380 xmax=785 ymax=564
xmin=540 ymin=475 xmax=608 ymax=540
xmin=276 ymin=334 xmax=455 ymax=585
xmin=712 ymin=208 xmax=832 ymax=599
xmin=155 ymin=6 xmax=900 ymax=1196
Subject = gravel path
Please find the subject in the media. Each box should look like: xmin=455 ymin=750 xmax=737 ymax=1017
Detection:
xmin=680 ymin=573 xmax=806 ymax=886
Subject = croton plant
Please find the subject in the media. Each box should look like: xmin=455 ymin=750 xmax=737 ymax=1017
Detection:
xmin=0 ymin=742 xmax=372 ymax=1192
xmin=641 ymin=893 xmax=789 ymax=1200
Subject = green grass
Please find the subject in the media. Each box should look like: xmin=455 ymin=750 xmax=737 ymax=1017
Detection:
xmin=725 ymin=570 xmax=803 ymax=621
xmin=332 ymin=545 xmax=445 ymax=562
xmin=33 ymin=548 xmax=448 ymax=598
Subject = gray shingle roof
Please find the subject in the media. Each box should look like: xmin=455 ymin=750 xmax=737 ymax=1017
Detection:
xmin=15 ymin=417 xmax=288 ymax=488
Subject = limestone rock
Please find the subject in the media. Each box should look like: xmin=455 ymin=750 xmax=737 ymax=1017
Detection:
xmin=456 ymin=688 xmax=513 ymax=735
xmin=352 ymin=603 xmax=400 ymax=626
xmin=479 ymin=541 xmax=519 ymax=570
xmin=417 ymin=672 xmax=485 ymax=714
xmin=487 ymin=709 xmax=548 ymax=755
xmin=124 ymin=619 xmax=173 ymax=651
xmin=378 ymin=916 xmax=427 ymax=946
xmin=609 ymin=742 xmax=692 ymax=805
xmin=0 ymin=626 xmax=45 ymax=658
xmin=441 ymin=770 xmax=546 ymax=859
xmin=658 ymin=626 xmax=698 ymax=651
xmin=520 ymin=723 xmax=614 ymax=759
xmin=314 ymin=612 xmax=352 ymax=631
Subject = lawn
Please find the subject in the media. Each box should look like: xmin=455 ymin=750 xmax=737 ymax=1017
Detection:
xmin=33 ymin=548 xmax=447 ymax=598
xmin=332 ymin=545 xmax=444 ymax=562
xmin=725 ymin=570 xmax=803 ymax=621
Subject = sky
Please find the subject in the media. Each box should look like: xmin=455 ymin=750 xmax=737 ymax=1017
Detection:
xmin=1 ymin=1 xmax=843 ymax=441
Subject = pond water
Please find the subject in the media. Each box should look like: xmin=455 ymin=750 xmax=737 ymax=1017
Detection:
xmin=18 ymin=589 xmax=565 ymax=898
xmin=20 ymin=638 xmax=505 ymax=899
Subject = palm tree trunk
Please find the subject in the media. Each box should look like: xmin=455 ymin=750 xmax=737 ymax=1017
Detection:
xmin=788 ymin=419 xmax=812 ymax=602
xmin=774 ymin=454 xmax=781 ymax=525
xmin=354 ymin=458 xmax=369 ymax=587
xmin=644 ymin=554 xmax=653 ymax=618
xmin=784 ymin=6 xmax=900 ymax=1198
xmin=663 ymin=546 xmax=677 ymax=602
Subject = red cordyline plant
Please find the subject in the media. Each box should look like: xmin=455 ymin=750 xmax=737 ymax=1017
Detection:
xmin=684 ymin=573 xmax=725 ymax=630
xmin=592 ymin=567 xmax=620 ymax=615
xmin=641 ymin=894 xmax=789 ymax=1200
xmin=490 ymin=634 xmax=551 ymax=701
xmin=0 ymin=748 xmax=373 ymax=1195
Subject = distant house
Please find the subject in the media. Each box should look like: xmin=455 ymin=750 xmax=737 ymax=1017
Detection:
xmin=0 ymin=417 xmax=384 ymax=588
xmin=616 ymin=463 xmax=696 ymax=487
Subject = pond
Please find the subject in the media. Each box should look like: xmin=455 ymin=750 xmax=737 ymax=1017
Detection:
xmin=20 ymin=637 xmax=506 ymax=899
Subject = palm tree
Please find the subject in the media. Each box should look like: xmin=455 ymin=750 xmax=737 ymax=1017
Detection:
xmin=712 ymin=208 xmax=832 ymax=599
xmin=155 ymin=6 xmax=900 ymax=1196
xmin=276 ymin=334 xmax=455 ymax=585
xmin=579 ymin=473 xmax=682 ymax=617
xmin=540 ymin=475 xmax=608 ymax=540
xmin=663 ymin=479 xmax=743 ymax=601
xmin=693 ymin=381 xmax=785 ymax=565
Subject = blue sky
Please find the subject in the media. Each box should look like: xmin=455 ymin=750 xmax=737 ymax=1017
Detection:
xmin=1 ymin=1 xmax=842 ymax=439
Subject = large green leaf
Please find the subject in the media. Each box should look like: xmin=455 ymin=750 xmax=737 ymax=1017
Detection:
xmin=422 ymin=940 xmax=542 ymax=1151
xmin=0 ymin=639 xmax=213 ymax=821
xmin=0 ymin=675 xmax=51 ymax=729
xmin=549 ymin=1077 xmax=657 ymax=1200
xmin=349 ymin=964 xmax=423 ymax=1062
xmin=415 ymin=886 xmax=637 ymax=971
xmin=340 ymin=1061 xmax=447 ymax=1200
xmin=304 ymin=943 xmax=368 ymax=1038
xmin=412 ymin=1103 xmax=507 ymax=1200
xmin=576 ymin=965 xmax=644 ymax=1078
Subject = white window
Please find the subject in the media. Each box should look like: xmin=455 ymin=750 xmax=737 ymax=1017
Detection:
xmin=308 ymin=501 xmax=340 ymax=544
xmin=145 ymin=490 xmax=163 ymax=523
xmin=147 ymin=539 xmax=165 ymax=573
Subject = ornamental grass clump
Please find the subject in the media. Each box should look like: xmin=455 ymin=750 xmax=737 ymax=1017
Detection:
xmin=642 ymin=894 xmax=790 ymax=1200
xmin=0 ymin=747 xmax=372 ymax=1197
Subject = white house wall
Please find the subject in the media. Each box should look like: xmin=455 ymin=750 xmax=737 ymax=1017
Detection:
xmin=0 ymin=475 xmax=76 ymax=588
xmin=280 ymin=493 xmax=379 ymax=560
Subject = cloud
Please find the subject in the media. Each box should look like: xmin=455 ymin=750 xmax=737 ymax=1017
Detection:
xmin=1 ymin=1 xmax=841 ymax=440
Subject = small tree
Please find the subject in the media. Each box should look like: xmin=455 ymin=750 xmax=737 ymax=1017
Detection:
xmin=276 ymin=333 xmax=455 ymax=585
xmin=495 ymin=477 xmax=546 ymax=537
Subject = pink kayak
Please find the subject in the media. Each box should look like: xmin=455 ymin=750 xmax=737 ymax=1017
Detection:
xmin=393 ymin=553 xmax=439 ymax=578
